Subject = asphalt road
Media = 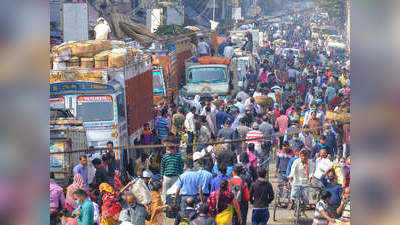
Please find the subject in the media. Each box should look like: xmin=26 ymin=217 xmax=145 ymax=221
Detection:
xmin=164 ymin=160 xmax=314 ymax=225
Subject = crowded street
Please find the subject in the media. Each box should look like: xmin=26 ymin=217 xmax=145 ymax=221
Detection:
xmin=50 ymin=0 xmax=350 ymax=224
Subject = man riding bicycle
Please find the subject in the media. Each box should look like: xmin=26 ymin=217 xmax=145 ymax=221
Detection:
xmin=287 ymin=149 xmax=314 ymax=217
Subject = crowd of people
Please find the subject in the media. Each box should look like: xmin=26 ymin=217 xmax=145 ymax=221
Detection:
xmin=49 ymin=7 xmax=350 ymax=225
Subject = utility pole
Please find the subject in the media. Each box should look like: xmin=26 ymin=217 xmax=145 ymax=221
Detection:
xmin=213 ymin=0 xmax=215 ymax=21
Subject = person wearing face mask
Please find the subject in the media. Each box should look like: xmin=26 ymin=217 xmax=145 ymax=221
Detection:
xmin=320 ymin=169 xmax=343 ymax=215
xmin=289 ymin=133 xmax=305 ymax=153
xmin=287 ymin=149 xmax=314 ymax=214
xmin=330 ymin=157 xmax=350 ymax=188
xmin=72 ymin=189 xmax=94 ymax=225
xmin=119 ymin=192 xmax=149 ymax=225
xmin=312 ymin=149 xmax=333 ymax=189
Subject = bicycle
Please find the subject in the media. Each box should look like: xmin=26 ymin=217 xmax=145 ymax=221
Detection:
xmin=292 ymin=185 xmax=309 ymax=224
xmin=273 ymin=181 xmax=292 ymax=221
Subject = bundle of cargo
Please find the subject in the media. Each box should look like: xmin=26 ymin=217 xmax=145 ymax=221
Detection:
xmin=51 ymin=40 xmax=113 ymax=61
xmin=254 ymin=95 xmax=269 ymax=106
xmin=108 ymin=48 xmax=127 ymax=68
xmin=51 ymin=39 xmax=139 ymax=70
xmin=326 ymin=111 xmax=350 ymax=123
xmin=110 ymin=13 xmax=156 ymax=47
xmin=80 ymin=58 xmax=95 ymax=69
xmin=119 ymin=22 xmax=153 ymax=47
xmin=198 ymin=56 xmax=231 ymax=65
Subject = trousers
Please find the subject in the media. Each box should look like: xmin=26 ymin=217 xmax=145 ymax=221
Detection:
xmin=251 ymin=208 xmax=270 ymax=225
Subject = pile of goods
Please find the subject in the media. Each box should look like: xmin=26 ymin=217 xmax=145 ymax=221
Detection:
xmin=198 ymin=56 xmax=231 ymax=65
xmin=110 ymin=13 xmax=156 ymax=47
xmin=155 ymin=24 xmax=195 ymax=36
xmin=51 ymin=40 xmax=138 ymax=71
xmin=155 ymin=25 xmax=197 ymax=43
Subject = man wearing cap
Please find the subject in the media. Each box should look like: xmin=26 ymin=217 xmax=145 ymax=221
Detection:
xmin=94 ymin=17 xmax=111 ymax=40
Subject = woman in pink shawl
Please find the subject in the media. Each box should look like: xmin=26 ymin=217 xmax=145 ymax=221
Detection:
xmin=65 ymin=173 xmax=89 ymax=213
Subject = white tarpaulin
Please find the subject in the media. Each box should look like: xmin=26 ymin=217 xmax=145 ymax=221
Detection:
xmin=232 ymin=7 xmax=241 ymax=20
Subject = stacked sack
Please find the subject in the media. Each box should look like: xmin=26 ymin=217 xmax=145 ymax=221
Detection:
xmin=51 ymin=40 xmax=137 ymax=70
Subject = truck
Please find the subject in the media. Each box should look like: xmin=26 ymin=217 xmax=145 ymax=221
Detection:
xmin=183 ymin=58 xmax=232 ymax=99
xmin=50 ymin=40 xmax=153 ymax=162
xmin=50 ymin=108 xmax=88 ymax=186
xmin=143 ymin=37 xmax=192 ymax=104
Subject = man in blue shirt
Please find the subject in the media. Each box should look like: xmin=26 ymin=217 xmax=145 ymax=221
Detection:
xmin=175 ymin=159 xmax=201 ymax=212
xmin=286 ymin=151 xmax=299 ymax=178
xmin=311 ymin=135 xmax=327 ymax=159
xmin=196 ymin=158 xmax=213 ymax=203
xmin=323 ymin=129 xmax=338 ymax=159
xmin=321 ymin=170 xmax=343 ymax=211
xmin=156 ymin=110 xmax=170 ymax=140
xmin=211 ymin=165 xmax=229 ymax=192
xmin=73 ymin=155 xmax=89 ymax=188
xmin=215 ymin=105 xmax=234 ymax=131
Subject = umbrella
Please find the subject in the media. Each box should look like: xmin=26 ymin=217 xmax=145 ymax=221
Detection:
xmin=185 ymin=26 xmax=200 ymax=31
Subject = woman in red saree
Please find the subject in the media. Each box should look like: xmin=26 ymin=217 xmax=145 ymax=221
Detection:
xmin=99 ymin=183 xmax=122 ymax=225
xmin=207 ymin=179 xmax=242 ymax=225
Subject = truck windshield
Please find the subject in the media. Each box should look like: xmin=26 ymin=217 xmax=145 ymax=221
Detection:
xmin=153 ymin=70 xmax=165 ymax=94
xmin=76 ymin=96 xmax=114 ymax=122
xmin=187 ymin=67 xmax=227 ymax=83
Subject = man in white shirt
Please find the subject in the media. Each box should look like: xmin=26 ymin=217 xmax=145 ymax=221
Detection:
xmin=223 ymin=42 xmax=234 ymax=59
xmin=313 ymin=149 xmax=333 ymax=182
xmin=94 ymin=17 xmax=111 ymax=40
xmin=184 ymin=107 xmax=196 ymax=154
xmin=197 ymin=38 xmax=209 ymax=57
xmin=288 ymin=150 xmax=314 ymax=213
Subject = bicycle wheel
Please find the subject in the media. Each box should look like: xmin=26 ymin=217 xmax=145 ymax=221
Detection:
xmin=273 ymin=192 xmax=280 ymax=221
xmin=295 ymin=195 xmax=301 ymax=222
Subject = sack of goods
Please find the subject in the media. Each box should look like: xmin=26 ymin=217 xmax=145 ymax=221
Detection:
xmin=129 ymin=178 xmax=151 ymax=205
xmin=108 ymin=48 xmax=128 ymax=68
xmin=94 ymin=50 xmax=110 ymax=68
xmin=254 ymin=95 xmax=268 ymax=106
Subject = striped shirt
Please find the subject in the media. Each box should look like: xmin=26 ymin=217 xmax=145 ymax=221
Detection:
xmin=161 ymin=152 xmax=183 ymax=177
xmin=246 ymin=130 xmax=264 ymax=152
xmin=156 ymin=117 xmax=169 ymax=139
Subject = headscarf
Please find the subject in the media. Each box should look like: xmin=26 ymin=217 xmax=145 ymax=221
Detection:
xmin=99 ymin=183 xmax=122 ymax=219
xmin=66 ymin=174 xmax=89 ymax=210
xmin=99 ymin=182 xmax=115 ymax=195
